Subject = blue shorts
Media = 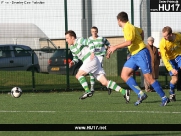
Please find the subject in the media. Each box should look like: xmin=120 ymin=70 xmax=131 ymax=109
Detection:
xmin=124 ymin=48 xmax=152 ymax=74
xmin=169 ymin=55 xmax=181 ymax=76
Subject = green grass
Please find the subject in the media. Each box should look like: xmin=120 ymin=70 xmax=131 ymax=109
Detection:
xmin=0 ymin=90 xmax=181 ymax=135
xmin=0 ymin=71 xmax=170 ymax=93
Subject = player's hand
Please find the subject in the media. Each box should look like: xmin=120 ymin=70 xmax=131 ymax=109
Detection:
xmin=108 ymin=45 xmax=117 ymax=54
xmin=170 ymin=69 xmax=178 ymax=76
xmin=106 ymin=54 xmax=110 ymax=59
xmin=90 ymin=52 xmax=95 ymax=60
xmin=69 ymin=61 xmax=74 ymax=68
xmin=106 ymin=50 xmax=111 ymax=59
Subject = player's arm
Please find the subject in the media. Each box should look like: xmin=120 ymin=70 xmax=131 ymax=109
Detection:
xmin=109 ymin=40 xmax=132 ymax=53
xmin=69 ymin=52 xmax=79 ymax=68
xmin=104 ymin=38 xmax=110 ymax=47
xmin=161 ymin=54 xmax=177 ymax=75
xmin=159 ymin=42 xmax=175 ymax=74
xmin=109 ymin=27 xmax=134 ymax=53
xmin=136 ymin=27 xmax=144 ymax=40
xmin=103 ymin=37 xmax=111 ymax=59
xmin=106 ymin=47 xmax=111 ymax=59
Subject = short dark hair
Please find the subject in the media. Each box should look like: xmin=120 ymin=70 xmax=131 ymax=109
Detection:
xmin=117 ymin=11 xmax=129 ymax=23
xmin=162 ymin=26 xmax=172 ymax=35
xmin=65 ymin=30 xmax=77 ymax=38
xmin=91 ymin=26 xmax=98 ymax=32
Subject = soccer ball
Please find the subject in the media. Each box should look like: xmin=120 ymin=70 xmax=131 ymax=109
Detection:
xmin=11 ymin=87 xmax=22 ymax=98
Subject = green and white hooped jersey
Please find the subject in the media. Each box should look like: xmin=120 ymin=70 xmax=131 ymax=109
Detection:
xmin=70 ymin=37 xmax=95 ymax=64
xmin=88 ymin=36 xmax=110 ymax=56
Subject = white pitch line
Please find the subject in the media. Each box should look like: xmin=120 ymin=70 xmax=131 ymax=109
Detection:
xmin=0 ymin=110 xmax=181 ymax=114
xmin=65 ymin=110 xmax=181 ymax=114
xmin=0 ymin=111 xmax=56 ymax=113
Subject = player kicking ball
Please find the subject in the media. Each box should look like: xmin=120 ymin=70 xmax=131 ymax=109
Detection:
xmin=65 ymin=30 xmax=130 ymax=102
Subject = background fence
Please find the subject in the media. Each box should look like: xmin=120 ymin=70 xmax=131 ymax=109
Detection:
xmin=0 ymin=0 xmax=181 ymax=93
xmin=0 ymin=48 xmax=171 ymax=93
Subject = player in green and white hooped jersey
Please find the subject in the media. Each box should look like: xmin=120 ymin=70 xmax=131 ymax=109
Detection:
xmin=65 ymin=30 xmax=130 ymax=102
xmin=88 ymin=26 xmax=111 ymax=94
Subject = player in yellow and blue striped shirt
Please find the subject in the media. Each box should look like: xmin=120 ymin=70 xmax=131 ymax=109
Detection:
xmin=109 ymin=11 xmax=169 ymax=106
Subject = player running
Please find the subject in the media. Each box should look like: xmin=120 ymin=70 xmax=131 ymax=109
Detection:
xmin=108 ymin=11 xmax=170 ymax=106
xmin=65 ymin=30 xmax=130 ymax=102
xmin=159 ymin=26 xmax=181 ymax=102
xmin=88 ymin=26 xmax=112 ymax=95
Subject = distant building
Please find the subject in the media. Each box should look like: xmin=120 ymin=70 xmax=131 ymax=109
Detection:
xmin=0 ymin=0 xmax=181 ymax=47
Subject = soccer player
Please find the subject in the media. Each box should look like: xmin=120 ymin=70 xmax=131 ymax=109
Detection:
xmin=108 ymin=11 xmax=170 ymax=106
xmin=159 ymin=26 xmax=181 ymax=102
xmin=65 ymin=30 xmax=130 ymax=102
xmin=128 ymin=27 xmax=145 ymax=88
xmin=88 ymin=26 xmax=111 ymax=94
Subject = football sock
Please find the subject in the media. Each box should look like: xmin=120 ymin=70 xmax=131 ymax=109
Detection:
xmin=170 ymin=82 xmax=175 ymax=94
xmin=126 ymin=77 xmax=140 ymax=94
xmin=138 ymin=91 xmax=144 ymax=96
xmin=107 ymin=80 xmax=125 ymax=95
xmin=78 ymin=76 xmax=90 ymax=93
xmin=151 ymin=80 xmax=165 ymax=98
xmin=89 ymin=73 xmax=95 ymax=91
xmin=119 ymin=88 xmax=126 ymax=95
xmin=162 ymin=96 xmax=167 ymax=99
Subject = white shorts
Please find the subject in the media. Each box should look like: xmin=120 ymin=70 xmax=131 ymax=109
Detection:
xmin=79 ymin=56 xmax=105 ymax=79
xmin=97 ymin=55 xmax=104 ymax=67
xmin=97 ymin=55 xmax=103 ymax=63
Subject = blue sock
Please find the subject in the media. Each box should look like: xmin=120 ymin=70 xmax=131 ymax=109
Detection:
xmin=151 ymin=81 xmax=165 ymax=98
xmin=170 ymin=83 xmax=175 ymax=94
xmin=126 ymin=77 xmax=140 ymax=95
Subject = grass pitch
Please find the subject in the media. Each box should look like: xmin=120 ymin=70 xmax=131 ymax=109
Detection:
xmin=0 ymin=90 xmax=181 ymax=136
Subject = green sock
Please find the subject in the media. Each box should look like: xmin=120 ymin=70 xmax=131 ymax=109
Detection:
xmin=107 ymin=80 xmax=126 ymax=96
xmin=78 ymin=76 xmax=90 ymax=92
xmin=120 ymin=88 xmax=126 ymax=95
xmin=89 ymin=73 xmax=95 ymax=90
